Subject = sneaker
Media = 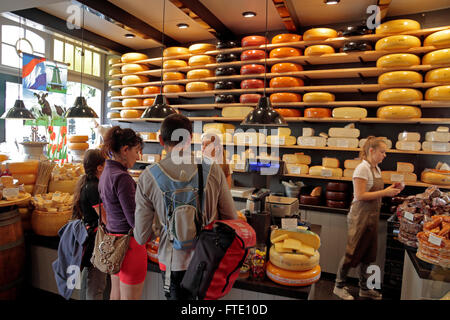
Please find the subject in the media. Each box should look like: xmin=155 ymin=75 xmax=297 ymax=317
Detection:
xmin=359 ymin=289 xmax=382 ymax=300
xmin=333 ymin=286 xmax=354 ymax=300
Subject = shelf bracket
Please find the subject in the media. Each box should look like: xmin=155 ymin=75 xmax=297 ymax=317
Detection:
xmin=358 ymin=56 xmax=366 ymax=64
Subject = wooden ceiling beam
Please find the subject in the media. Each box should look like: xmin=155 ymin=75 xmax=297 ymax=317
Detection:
xmin=377 ymin=0 xmax=392 ymax=21
xmin=272 ymin=0 xmax=299 ymax=32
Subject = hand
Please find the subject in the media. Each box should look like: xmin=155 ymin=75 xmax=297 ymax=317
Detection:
xmin=383 ymin=185 xmax=401 ymax=197
xmin=393 ymin=182 xmax=405 ymax=191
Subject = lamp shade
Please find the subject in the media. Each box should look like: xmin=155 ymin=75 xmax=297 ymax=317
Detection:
xmin=240 ymin=96 xmax=287 ymax=127
xmin=2 ymin=99 xmax=35 ymax=119
xmin=141 ymin=94 xmax=177 ymax=118
xmin=65 ymin=96 xmax=98 ymax=118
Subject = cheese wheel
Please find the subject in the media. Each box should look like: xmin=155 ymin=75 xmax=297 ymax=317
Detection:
xmin=121 ymin=52 xmax=148 ymax=63
xmin=240 ymin=94 xmax=261 ymax=103
xmin=120 ymin=109 xmax=144 ymax=118
xmin=267 ymin=135 xmax=297 ymax=145
xmin=188 ymin=55 xmax=215 ymax=66
xmin=108 ymin=101 xmax=122 ymax=109
xmin=143 ymin=98 xmax=155 ymax=106
xmin=300 ymin=195 xmax=320 ymax=205
xmin=326 ymin=200 xmax=347 ymax=208
xmin=381 ymin=171 xmax=417 ymax=183
xmin=344 ymin=169 xmax=355 ymax=178
xmin=241 ymin=35 xmax=268 ymax=47
xmin=425 ymin=131 xmax=450 ymax=142
xmin=273 ymin=109 xmax=302 ymax=117
xmin=215 ymin=67 xmax=238 ymax=76
xmin=68 ymin=135 xmax=89 ymax=143
xmin=327 ymin=138 xmax=359 ymax=148
xmin=398 ymin=131 xmax=420 ymax=142
xmin=271 ymin=33 xmax=302 ymax=44
xmin=163 ymin=59 xmax=188 ymax=69
xmin=378 ymin=71 xmax=422 ymax=85
xmin=203 ymin=123 xmax=235 ymax=134
xmin=424 ymin=29 xmax=450 ymax=48
xmin=108 ymin=68 xmax=120 ymax=76
xmin=304 ymin=45 xmax=335 ymax=56
xmin=425 ymin=68 xmax=450 ymax=84
xmin=283 ymin=154 xmax=311 ymax=165
xmin=271 ymin=62 xmax=303 ymax=73
xmin=302 ymin=128 xmax=314 ymax=137
xmin=395 ymin=141 xmax=421 ymax=151
xmin=215 ymin=81 xmax=235 ymax=90
xmin=326 ymin=191 xmax=347 ymax=201
xmin=269 ymin=246 xmax=319 ymax=271
xmin=221 ymin=106 xmax=254 ymax=118
xmin=375 ymin=19 xmax=421 ymax=35
xmin=309 ymin=166 xmax=343 ymax=177
xmin=107 ymin=111 xmax=121 ymax=119
xmin=121 ymin=63 xmax=149 ymax=74
xmin=241 ymin=50 xmax=266 ymax=61
xmin=68 ymin=142 xmax=89 ymax=150
xmin=377 ymin=88 xmax=423 ymax=102
xmin=303 ymin=92 xmax=335 ymax=102
xmin=269 ymin=77 xmax=303 ymax=88
xmin=186 ymin=69 xmax=213 ymax=80
xmin=188 ymin=43 xmax=215 ymax=54
xmin=240 ymin=64 xmax=265 ymax=75
xmin=304 ymin=108 xmax=331 ymax=118
xmin=297 ymin=136 xmax=327 ymax=147
xmin=377 ymin=105 xmax=421 ymax=119
xmin=48 ymin=179 xmax=78 ymax=194
xmin=425 ymin=85 xmax=450 ymax=101
xmin=422 ymin=141 xmax=450 ymax=152
xmin=270 ymin=92 xmax=301 ymax=103
xmin=122 ymin=98 xmax=143 ymax=108
xmin=143 ymin=86 xmax=160 ymax=95
xmin=233 ymin=132 xmax=266 ymax=145
xmin=163 ymin=84 xmax=185 ymax=93
xmin=376 ymin=53 xmax=420 ymax=68
xmin=186 ymin=81 xmax=213 ymax=92
xmin=163 ymin=72 xmax=185 ymax=81
xmin=326 ymin=182 xmax=349 ymax=192
xmin=344 ymin=159 xmax=362 ymax=169
xmin=322 ymin=157 xmax=339 ymax=168
xmin=285 ymin=164 xmax=309 ymax=175
xmin=375 ymin=35 xmax=421 ymax=51
xmin=266 ymin=262 xmax=321 ymax=287
xmin=108 ymin=79 xmax=122 ymax=86
xmin=12 ymin=173 xmax=36 ymax=185
xmin=269 ymin=47 xmax=302 ymax=59
xmin=303 ymin=28 xmax=337 ymax=41
xmin=422 ymin=49 xmax=450 ymax=65
xmin=397 ymin=162 xmax=415 ymax=173
xmin=108 ymin=90 xmax=121 ymax=97
xmin=163 ymin=47 xmax=189 ymax=57
xmin=121 ymin=87 xmax=143 ymax=96
xmin=332 ymin=107 xmax=367 ymax=119
xmin=421 ymin=170 xmax=450 ymax=185
xmin=275 ymin=128 xmax=292 ymax=137
xmin=122 ymin=75 xmax=149 ymax=85
xmin=241 ymin=79 xmax=265 ymax=89
xmin=108 ymin=57 xmax=121 ymax=65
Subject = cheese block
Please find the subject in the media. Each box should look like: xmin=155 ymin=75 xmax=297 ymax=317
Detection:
xmin=304 ymin=108 xmax=331 ymax=118
xmin=68 ymin=135 xmax=89 ymax=143
xmin=325 ymin=191 xmax=347 ymax=201
xmin=122 ymin=75 xmax=149 ymax=85
xmin=375 ymin=35 xmax=421 ymax=51
xmin=282 ymin=154 xmax=311 ymax=165
xmin=108 ymin=79 xmax=122 ymax=86
xmin=425 ymin=85 xmax=450 ymax=101
xmin=107 ymin=111 xmax=121 ymax=119
xmin=163 ymin=47 xmax=189 ymax=57
xmin=233 ymin=132 xmax=266 ymax=145
xmin=163 ymin=72 xmax=185 ymax=81
xmin=344 ymin=169 xmax=355 ymax=178
xmin=397 ymin=162 xmax=415 ymax=173
xmin=376 ymin=53 xmax=420 ymax=68
xmin=143 ymin=86 xmax=160 ymax=94
xmin=309 ymin=166 xmax=343 ymax=177
xmin=310 ymin=187 xmax=321 ymax=197
xmin=108 ymin=57 xmax=121 ymax=65
xmin=421 ymin=170 xmax=450 ymax=185
xmin=326 ymin=182 xmax=349 ymax=192
xmin=377 ymin=88 xmax=423 ymax=102
xmin=240 ymin=64 xmax=265 ymax=75
xmin=203 ymin=123 xmax=235 ymax=134
xmin=302 ymin=92 xmax=335 ymax=102
xmin=241 ymin=79 xmax=265 ymax=89
xmin=398 ymin=131 xmax=421 ymax=142
xmin=120 ymin=109 xmax=143 ymax=118
xmin=121 ymin=52 xmax=148 ymax=63
xmin=425 ymin=68 xmax=450 ymax=84
xmin=274 ymin=108 xmax=302 ymax=117
xmin=322 ymin=157 xmax=339 ymax=168
xmin=241 ymin=35 xmax=268 ymax=47
xmin=163 ymin=84 xmax=185 ymax=93
xmin=188 ymin=55 xmax=215 ymax=66
xmin=304 ymin=45 xmax=335 ymax=56
xmin=377 ymin=106 xmax=422 ymax=119
xmin=108 ymin=68 xmax=120 ymax=76
xmin=269 ymin=77 xmax=303 ymax=88
xmin=422 ymin=141 xmax=450 ymax=152
xmin=270 ymin=245 xmax=319 ymax=271
xmin=266 ymin=135 xmax=296 ymax=146
xmin=107 ymin=101 xmax=122 ymax=109
xmin=271 ymin=228 xmax=320 ymax=250
xmin=121 ymin=63 xmax=149 ymax=74
xmin=378 ymin=71 xmax=422 ymax=85
xmin=332 ymin=107 xmax=367 ymax=119
xmin=12 ymin=173 xmax=36 ymax=185
xmin=270 ymin=92 xmax=301 ymax=103
xmin=375 ymin=19 xmax=421 ymax=35
xmin=68 ymin=142 xmax=89 ymax=150
xmin=425 ymin=131 xmax=450 ymax=142
xmin=344 ymin=159 xmax=362 ymax=169
xmin=186 ymin=81 xmax=213 ymax=92
xmin=188 ymin=43 xmax=215 ymax=54
xmin=266 ymin=262 xmax=321 ymax=287
xmin=121 ymin=87 xmax=143 ymax=96
xmin=303 ymin=28 xmax=337 ymax=41
xmin=239 ymin=94 xmax=261 ymax=103
xmin=423 ymin=29 xmax=450 ymax=48
xmin=327 ymin=138 xmax=359 ymax=148
xmin=395 ymin=141 xmax=422 ymax=151
xmin=422 ymin=49 xmax=450 ymax=65
xmin=271 ymin=62 xmax=303 ymax=73
xmin=271 ymin=33 xmax=302 ymax=44
xmin=297 ymin=136 xmax=327 ymax=147
xmin=328 ymin=127 xmax=360 ymax=138
xmin=221 ymin=106 xmax=253 ymax=118
xmin=381 ymin=171 xmax=417 ymax=182
xmin=359 ymin=137 xmax=392 ymax=149
xmin=269 ymin=47 xmax=302 ymax=58
xmin=163 ymin=59 xmax=188 ymax=69
xmin=122 ymin=98 xmax=143 ymax=108
xmin=302 ymin=128 xmax=314 ymax=137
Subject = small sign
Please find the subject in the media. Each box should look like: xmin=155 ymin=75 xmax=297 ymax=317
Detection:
xmin=428 ymin=234 xmax=442 ymax=247
xmin=321 ymin=169 xmax=332 ymax=177
xmin=141 ymin=134 xmax=149 ymax=140
xmin=401 ymin=142 xmax=417 ymax=151
xmin=244 ymin=136 xmax=253 ymax=145
xmin=404 ymin=212 xmax=414 ymax=222
xmin=147 ymin=156 xmax=155 ymax=163
xmin=281 ymin=218 xmax=298 ymax=230
xmin=302 ymin=138 xmax=317 ymax=147
xmin=390 ymin=174 xmax=404 ymax=182
xmin=235 ymin=163 xmax=246 ymax=170
xmin=290 ymin=166 xmax=301 ymax=174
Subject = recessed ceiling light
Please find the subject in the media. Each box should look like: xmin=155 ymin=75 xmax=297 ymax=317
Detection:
xmin=177 ymin=23 xmax=189 ymax=29
xmin=324 ymin=0 xmax=340 ymax=4
xmin=242 ymin=11 xmax=256 ymax=18
xmin=124 ymin=33 xmax=135 ymax=38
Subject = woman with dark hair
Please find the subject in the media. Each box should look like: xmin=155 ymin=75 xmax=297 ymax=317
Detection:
xmin=98 ymin=126 xmax=146 ymax=300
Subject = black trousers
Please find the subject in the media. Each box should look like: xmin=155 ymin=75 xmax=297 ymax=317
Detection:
xmin=160 ymin=271 xmax=195 ymax=300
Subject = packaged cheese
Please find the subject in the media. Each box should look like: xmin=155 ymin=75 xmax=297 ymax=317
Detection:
xmin=322 ymin=157 xmax=339 ymax=168
xmin=344 ymin=169 xmax=355 ymax=178
xmin=285 ymin=164 xmax=309 ymax=175
xmin=398 ymin=131 xmax=421 ymax=142
xmin=309 ymin=166 xmax=343 ymax=177
xmin=344 ymin=159 xmax=362 ymax=169
xmin=396 ymin=141 xmax=421 ymax=151
xmin=297 ymin=136 xmax=327 ymax=147
xmin=282 ymin=154 xmax=311 ymax=165
xmin=381 ymin=171 xmax=417 ymax=183
xmin=422 ymin=141 xmax=450 ymax=152
xmin=425 ymin=131 xmax=450 ymax=142
xmin=328 ymin=127 xmax=360 ymax=138
xmin=396 ymin=162 xmax=415 ymax=173
xmin=327 ymin=138 xmax=359 ymax=148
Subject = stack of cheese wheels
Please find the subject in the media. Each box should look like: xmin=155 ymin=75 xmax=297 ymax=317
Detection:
xmin=267 ymin=228 xmax=321 ymax=287
xmin=269 ymin=76 xmax=303 ymax=88
xmin=266 ymin=127 xmax=297 ymax=146
xmin=5 ymin=160 xmax=39 ymax=194
xmin=378 ymin=71 xmax=422 ymax=85
xmin=377 ymin=88 xmax=423 ymax=102
xmin=343 ymin=158 xmax=362 ymax=178
xmin=282 ymin=152 xmax=310 ymax=175
xmin=67 ymin=135 xmax=89 ymax=152
xmin=376 ymin=53 xmax=420 ymax=68
xmin=425 ymin=85 xmax=450 ymax=101
xmin=271 ymin=33 xmax=302 ymax=44
xmin=375 ymin=35 xmax=421 ymax=51
xmin=377 ymin=105 xmax=422 ymax=119
xmin=423 ymin=29 xmax=450 ymax=48
xmin=425 ymin=68 xmax=450 ymax=84
xmin=269 ymin=47 xmax=302 ymax=59
xmin=303 ymin=28 xmax=337 ymax=41
xmin=304 ymin=45 xmax=335 ymax=56
xmin=325 ymin=181 xmax=349 ymax=209
xmin=303 ymin=92 xmax=335 ymax=103
xmin=121 ymin=52 xmax=149 ymax=63
xmin=375 ymin=19 xmax=421 ymax=35
xmin=422 ymin=126 xmax=450 ymax=152
xmin=396 ymin=131 xmax=421 ymax=151
xmin=271 ymin=62 xmax=303 ymax=73
xmin=241 ymin=35 xmax=268 ymax=47
xmin=422 ymin=48 xmax=450 ymax=65
xmin=297 ymin=127 xmax=326 ymax=148
xmin=188 ymin=43 xmax=216 ymax=54
xmin=327 ymin=125 xmax=360 ymax=149
xmin=382 ymin=161 xmax=417 ymax=183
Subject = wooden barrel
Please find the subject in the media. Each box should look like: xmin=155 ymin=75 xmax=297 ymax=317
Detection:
xmin=0 ymin=208 xmax=25 ymax=299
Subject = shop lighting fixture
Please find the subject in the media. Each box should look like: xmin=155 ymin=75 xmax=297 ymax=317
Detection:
xmin=324 ymin=0 xmax=340 ymax=4
xmin=242 ymin=11 xmax=257 ymax=18
xmin=177 ymin=23 xmax=189 ymax=29
xmin=124 ymin=33 xmax=135 ymax=38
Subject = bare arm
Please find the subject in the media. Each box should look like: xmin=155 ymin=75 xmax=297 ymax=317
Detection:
xmin=353 ymin=177 xmax=401 ymax=201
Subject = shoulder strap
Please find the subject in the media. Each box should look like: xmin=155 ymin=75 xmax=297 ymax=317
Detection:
xmin=196 ymin=163 xmax=204 ymax=232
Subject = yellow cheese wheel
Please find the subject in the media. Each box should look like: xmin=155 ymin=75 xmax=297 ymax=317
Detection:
xmin=266 ymin=135 xmax=297 ymax=146
xmin=269 ymin=245 xmax=320 ymax=271
xmin=221 ymin=106 xmax=253 ymax=118
xmin=424 ymin=29 xmax=450 ymax=48
xmin=425 ymin=68 xmax=450 ymax=84
xmin=188 ymin=43 xmax=216 ymax=54
xmin=309 ymin=166 xmax=343 ymax=177
xmin=121 ymin=52 xmax=149 ymax=63
xmin=163 ymin=59 xmax=188 ymax=69
xmin=377 ymin=88 xmax=423 ymax=102
xmin=108 ymin=79 xmax=122 ymax=86
xmin=122 ymin=75 xmax=149 ymax=85
xmin=266 ymin=262 xmax=321 ymax=287
xmin=375 ymin=19 xmax=421 ymax=35
xmin=332 ymin=107 xmax=368 ymax=119
xmin=108 ymin=57 xmax=121 ymax=65
xmin=303 ymin=28 xmax=337 ymax=41
xmin=120 ymin=109 xmax=144 ymax=118
xmin=12 ymin=173 xmax=37 ymax=185
xmin=304 ymin=45 xmax=335 ymax=56
xmin=68 ymin=135 xmax=89 ymax=143
xmin=163 ymin=84 xmax=185 ymax=93
xmin=376 ymin=106 xmax=422 ymax=119
xmin=425 ymin=85 xmax=450 ymax=101
xmin=121 ymin=63 xmax=149 ymax=74
xmin=108 ymin=68 xmax=121 ymax=76
xmin=107 ymin=111 xmax=121 ymax=119
xmin=48 ymin=179 xmax=78 ymax=194
xmin=378 ymin=71 xmax=422 ymax=85
xmin=186 ymin=82 xmax=214 ymax=92
xmin=421 ymin=170 xmax=450 ymax=185
xmin=68 ymin=142 xmax=89 ymax=150
xmin=186 ymin=69 xmax=214 ymax=80
xmin=302 ymin=92 xmax=335 ymax=102
xmin=376 ymin=53 xmax=420 ymax=68
xmin=108 ymin=101 xmax=123 ymax=109
xmin=121 ymin=87 xmax=143 ymax=96
xmin=188 ymin=55 xmax=215 ymax=66
xmin=375 ymin=35 xmax=421 ymax=51
xmin=163 ymin=47 xmax=189 ymax=57
xmin=422 ymin=49 xmax=450 ymax=65
xmin=163 ymin=72 xmax=185 ymax=81
xmin=107 ymin=90 xmax=121 ymax=97
xmin=3 ymin=160 xmax=39 ymax=174
xmin=122 ymin=98 xmax=143 ymax=108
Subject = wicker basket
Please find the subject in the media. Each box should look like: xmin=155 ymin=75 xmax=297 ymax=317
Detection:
xmin=31 ymin=210 xmax=72 ymax=237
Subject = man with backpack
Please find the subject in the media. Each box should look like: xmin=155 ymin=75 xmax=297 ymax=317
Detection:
xmin=134 ymin=114 xmax=237 ymax=300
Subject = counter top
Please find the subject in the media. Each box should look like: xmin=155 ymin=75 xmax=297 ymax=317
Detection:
xmin=406 ymin=248 xmax=450 ymax=283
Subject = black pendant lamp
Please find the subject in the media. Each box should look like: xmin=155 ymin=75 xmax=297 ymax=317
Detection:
xmin=241 ymin=0 xmax=287 ymax=127
xmin=141 ymin=0 xmax=176 ymax=119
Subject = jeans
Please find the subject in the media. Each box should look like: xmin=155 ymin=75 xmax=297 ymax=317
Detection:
xmin=335 ymin=256 xmax=372 ymax=291
xmin=80 ymin=266 xmax=111 ymax=300
xmin=161 ymin=270 xmax=195 ymax=300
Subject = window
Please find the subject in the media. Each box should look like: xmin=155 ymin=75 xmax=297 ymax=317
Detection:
xmin=53 ymin=39 xmax=102 ymax=77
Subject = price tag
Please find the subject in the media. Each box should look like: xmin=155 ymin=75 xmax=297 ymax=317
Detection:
xmin=428 ymin=233 xmax=442 ymax=247
xmin=147 ymin=156 xmax=155 ymax=163
xmin=273 ymin=136 xmax=285 ymax=145
xmin=235 ymin=163 xmax=246 ymax=170
xmin=244 ymin=136 xmax=253 ymax=145
xmin=390 ymin=174 xmax=404 ymax=182
xmin=141 ymin=134 xmax=149 ymax=140
xmin=321 ymin=169 xmax=332 ymax=177
xmin=404 ymin=212 xmax=414 ymax=222
xmin=401 ymin=142 xmax=416 ymax=151
xmin=336 ymin=139 xmax=349 ymax=148
xmin=302 ymin=137 xmax=317 ymax=147
xmin=281 ymin=218 xmax=298 ymax=230
xmin=290 ymin=166 xmax=301 ymax=174
xmin=431 ymin=143 xmax=448 ymax=152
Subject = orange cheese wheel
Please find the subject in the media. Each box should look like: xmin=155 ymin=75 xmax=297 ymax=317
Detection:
xmin=108 ymin=57 xmax=121 ymax=66
xmin=241 ymin=50 xmax=266 ymax=61
xmin=376 ymin=106 xmax=422 ymax=119
xmin=107 ymin=111 xmax=121 ymax=119
xmin=108 ymin=101 xmax=122 ymax=109
xmin=271 ymin=62 xmax=303 ymax=73
xmin=378 ymin=71 xmax=422 ymax=85
xmin=422 ymin=49 xmax=450 ymax=65
xmin=121 ymin=52 xmax=148 ymax=63
xmin=68 ymin=142 xmax=89 ymax=150
xmin=163 ymin=59 xmax=188 ymax=69
xmin=266 ymin=262 xmax=321 ymax=287
xmin=12 ymin=173 xmax=37 ymax=185
xmin=304 ymin=108 xmax=332 ymax=118
xmin=269 ymin=76 xmax=303 ymax=88
xmin=108 ymin=79 xmax=122 ymax=86
xmin=270 ymin=92 xmax=302 ymax=103
xmin=375 ymin=19 xmax=421 ymax=35
xmin=274 ymin=108 xmax=302 ymax=117
xmin=269 ymin=47 xmax=302 ymax=59
xmin=376 ymin=53 xmax=420 ymax=68
xmin=271 ymin=33 xmax=302 ymax=44
xmin=163 ymin=47 xmax=189 ymax=57
xmin=163 ymin=85 xmax=185 ymax=93
xmin=2 ymin=160 xmax=39 ymax=174
xmin=425 ymin=85 xmax=450 ymax=101
xmin=188 ymin=55 xmax=215 ymax=66
xmin=303 ymin=28 xmax=337 ymax=41
xmin=121 ymin=87 xmax=143 ymax=96
xmin=163 ymin=72 xmax=185 ymax=81
xmin=108 ymin=90 xmax=121 ymax=97
xmin=120 ymin=109 xmax=144 ymax=119
xmin=122 ymin=98 xmax=143 ymax=108
xmin=375 ymin=35 xmax=421 ymax=51
xmin=186 ymin=69 xmax=213 ymax=79
xmin=424 ymin=29 xmax=450 ymax=48
xmin=425 ymin=68 xmax=450 ymax=83
xmin=188 ymin=43 xmax=216 ymax=54
xmin=122 ymin=75 xmax=149 ymax=85
xmin=143 ymin=98 xmax=155 ymax=106
xmin=143 ymin=86 xmax=160 ymax=95
xmin=186 ymin=81 xmax=214 ymax=92
xmin=305 ymin=45 xmax=335 ymax=56
xmin=303 ymin=92 xmax=335 ymax=102
xmin=240 ymin=64 xmax=265 ymax=75
xmin=377 ymin=88 xmax=423 ymax=102
xmin=241 ymin=35 xmax=268 ymax=47
xmin=68 ymin=135 xmax=89 ymax=143
xmin=121 ymin=63 xmax=149 ymax=74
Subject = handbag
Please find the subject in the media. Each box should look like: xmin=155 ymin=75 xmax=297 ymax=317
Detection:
xmin=90 ymin=203 xmax=132 ymax=275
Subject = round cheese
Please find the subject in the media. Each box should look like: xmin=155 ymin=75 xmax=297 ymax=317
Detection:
xmin=2 ymin=160 xmax=39 ymax=174
xmin=300 ymin=195 xmax=321 ymax=205
xmin=269 ymin=245 xmax=319 ymax=271
xmin=240 ymin=64 xmax=266 ymax=75
xmin=377 ymin=88 xmax=423 ymax=102
xmin=188 ymin=43 xmax=215 ymax=54
xmin=376 ymin=53 xmax=420 ymax=68
xmin=241 ymin=79 xmax=265 ymax=89
xmin=163 ymin=72 xmax=185 ymax=81
xmin=13 ymin=173 xmax=36 ymax=185
xmin=326 ymin=181 xmax=349 ymax=192
xmin=304 ymin=108 xmax=332 ymax=118
xmin=332 ymin=107 xmax=367 ymax=119
xmin=108 ymin=68 xmax=120 ymax=76
xmin=303 ymin=92 xmax=335 ymax=102
xmin=120 ymin=109 xmax=144 ymax=118
xmin=108 ymin=101 xmax=122 ymax=109
xmin=241 ymin=35 xmax=268 ymax=47
xmin=122 ymin=98 xmax=143 ymax=108
xmin=68 ymin=142 xmax=89 ymax=150
xmin=221 ymin=106 xmax=254 ymax=118
xmin=163 ymin=59 xmax=188 ymax=69
xmin=425 ymin=68 xmax=450 ymax=83
xmin=188 ymin=55 xmax=215 ymax=66
xmin=423 ymin=29 xmax=450 ymax=48
xmin=269 ymin=47 xmax=302 ymax=58
xmin=271 ymin=33 xmax=302 ymax=44
xmin=304 ymin=45 xmax=335 ymax=56
xmin=326 ymin=191 xmax=347 ymax=201
xmin=121 ymin=87 xmax=143 ymax=96
xmin=108 ymin=79 xmax=122 ymax=86
xmin=240 ymin=94 xmax=261 ymax=103
xmin=68 ymin=135 xmax=89 ymax=143
xmin=241 ymin=50 xmax=266 ymax=61
xmin=326 ymin=200 xmax=347 ymax=208
xmin=108 ymin=57 xmax=121 ymax=65
xmin=107 ymin=111 xmax=121 ymax=119
xmin=271 ymin=62 xmax=303 ymax=73
xmin=163 ymin=47 xmax=189 ymax=58
xmin=273 ymin=108 xmax=302 ymax=117
xmin=48 ymin=179 xmax=78 ymax=194
xmin=422 ymin=49 xmax=450 ymax=65
xmin=23 ymin=184 xmax=34 ymax=194
xmin=378 ymin=71 xmax=422 ymax=85
xmin=421 ymin=170 xmax=450 ymax=185
xmin=121 ymin=52 xmax=148 ymax=63
xmin=425 ymin=85 xmax=450 ymax=101
xmin=269 ymin=77 xmax=303 ymax=88
xmin=375 ymin=19 xmax=421 ymax=35
xmin=377 ymin=105 xmax=422 ymax=119
xmin=186 ymin=69 xmax=213 ymax=79
xmin=143 ymin=86 xmax=160 ymax=94
xmin=303 ymin=28 xmax=337 ymax=41
xmin=375 ymin=35 xmax=421 ymax=51
xmin=270 ymin=92 xmax=301 ymax=103
xmin=121 ymin=63 xmax=149 ymax=74
xmin=163 ymin=84 xmax=185 ymax=93
xmin=266 ymin=262 xmax=321 ymax=287
xmin=122 ymin=75 xmax=149 ymax=85
xmin=108 ymin=90 xmax=121 ymax=97
xmin=143 ymin=98 xmax=155 ymax=106
xmin=186 ymin=81 xmax=214 ymax=92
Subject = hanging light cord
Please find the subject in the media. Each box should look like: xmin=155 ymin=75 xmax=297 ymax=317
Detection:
xmin=18 ymin=17 xmax=24 ymax=100
xmin=80 ymin=4 xmax=85 ymax=97
xmin=263 ymin=0 xmax=268 ymax=98
xmin=160 ymin=0 xmax=166 ymax=93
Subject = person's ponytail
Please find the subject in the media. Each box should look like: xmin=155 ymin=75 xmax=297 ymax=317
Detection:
xmin=359 ymin=136 xmax=387 ymax=160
